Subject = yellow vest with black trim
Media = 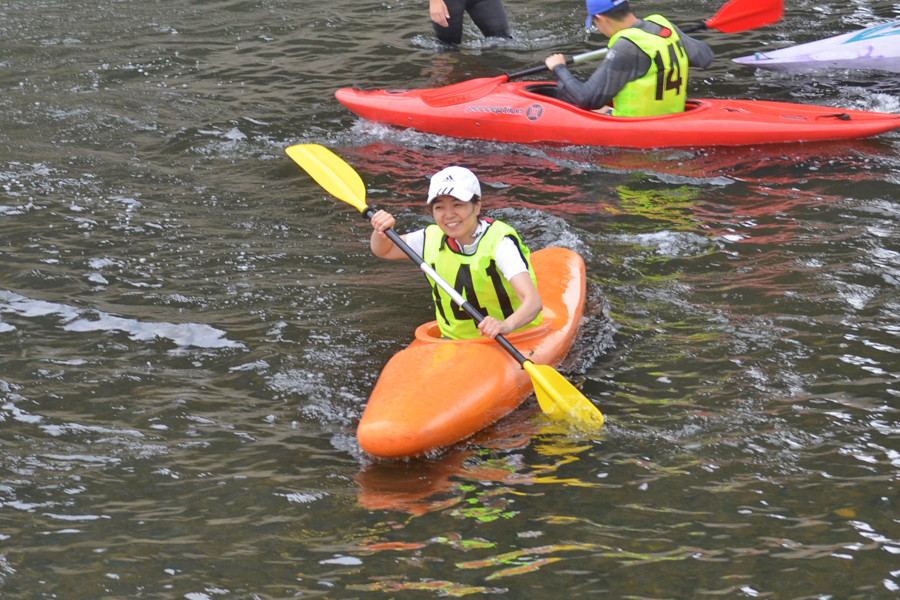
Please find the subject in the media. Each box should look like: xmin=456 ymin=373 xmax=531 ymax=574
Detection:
xmin=609 ymin=15 xmax=689 ymax=117
xmin=422 ymin=219 xmax=542 ymax=340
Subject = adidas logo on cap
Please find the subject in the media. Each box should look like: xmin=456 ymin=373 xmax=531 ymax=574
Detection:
xmin=427 ymin=166 xmax=482 ymax=204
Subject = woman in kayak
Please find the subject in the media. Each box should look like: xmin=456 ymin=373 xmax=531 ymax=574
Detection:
xmin=430 ymin=0 xmax=512 ymax=47
xmin=544 ymin=0 xmax=714 ymax=116
xmin=369 ymin=166 xmax=542 ymax=341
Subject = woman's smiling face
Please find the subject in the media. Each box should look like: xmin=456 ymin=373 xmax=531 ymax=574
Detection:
xmin=430 ymin=195 xmax=481 ymax=241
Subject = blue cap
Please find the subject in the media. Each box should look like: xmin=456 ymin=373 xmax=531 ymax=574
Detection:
xmin=585 ymin=0 xmax=627 ymax=26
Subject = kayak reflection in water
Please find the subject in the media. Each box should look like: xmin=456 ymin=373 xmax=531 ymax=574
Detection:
xmin=544 ymin=0 xmax=714 ymax=116
xmin=369 ymin=166 xmax=543 ymax=341
xmin=430 ymin=0 xmax=512 ymax=47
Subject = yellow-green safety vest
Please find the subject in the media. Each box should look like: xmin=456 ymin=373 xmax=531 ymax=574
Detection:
xmin=609 ymin=15 xmax=689 ymax=117
xmin=422 ymin=219 xmax=542 ymax=340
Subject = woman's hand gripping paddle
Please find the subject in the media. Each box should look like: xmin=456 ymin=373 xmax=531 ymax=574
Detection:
xmin=285 ymin=143 xmax=604 ymax=429
xmin=420 ymin=0 xmax=783 ymax=107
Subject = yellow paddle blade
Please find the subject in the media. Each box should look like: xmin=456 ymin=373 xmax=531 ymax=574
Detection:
xmin=523 ymin=362 xmax=604 ymax=429
xmin=285 ymin=144 xmax=368 ymax=213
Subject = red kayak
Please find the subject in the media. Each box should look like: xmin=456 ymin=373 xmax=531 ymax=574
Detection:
xmin=335 ymin=81 xmax=900 ymax=148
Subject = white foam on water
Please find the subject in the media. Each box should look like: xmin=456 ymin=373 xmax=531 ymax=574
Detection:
xmin=229 ymin=360 xmax=270 ymax=372
xmin=279 ymin=492 xmax=328 ymax=504
xmin=319 ymin=555 xmax=362 ymax=566
xmin=41 ymin=454 xmax=123 ymax=465
xmin=64 ymin=314 xmax=241 ymax=349
xmin=184 ymin=590 xmax=230 ymax=600
xmin=43 ymin=513 xmax=102 ymax=521
xmin=39 ymin=422 xmax=144 ymax=438
xmin=613 ymin=230 xmax=712 ymax=257
xmin=88 ymin=257 xmax=120 ymax=269
xmin=1 ymin=500 xmax=54 ymax=512
xmin=0 ymin=204 xmax=33 ymax=216
xmin=1 ymin=402 xmax=43 ymax=424
xmin=108 ymin=195 xmax=142 ymax=210
xmin=0 ymin=289 xmax=243 ymax=349
xmin=267 ymin=369 xmax=364 ymax=425
xmin=0 ymin=291 xmax=80 ymax=322
xmin=47 ymin=529 xmax=81 ymax=534
xmin=223 ymin=127 xmax=247 ymax=141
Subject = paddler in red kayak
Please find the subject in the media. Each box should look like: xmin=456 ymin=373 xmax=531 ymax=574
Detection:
xmin=544 ymin=0 xmax=714 ymax=116
xmin=369 ymin=166 xmax=543 ymax=341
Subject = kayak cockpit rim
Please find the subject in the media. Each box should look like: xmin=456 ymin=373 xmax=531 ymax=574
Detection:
xmin=519 ymin=83 xmax=710 ymax=119
xmin=414 ymin=315 xmax=556 ymax=344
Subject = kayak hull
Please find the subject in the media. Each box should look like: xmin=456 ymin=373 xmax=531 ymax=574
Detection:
xmin=335 ymin=82 xmax=900 ymax=148
xmin=734 ymin=21 xmax=900 ymax=73
xmin=357 ymin=247 xmax=586 ymax=459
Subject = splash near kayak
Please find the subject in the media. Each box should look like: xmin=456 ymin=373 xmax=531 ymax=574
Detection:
xmin=335 ymin=81 xmax=900 ymax=148
xmin=734 ymin=20 xmax=900 ymax=73
xmin=356 ymin=247 xmax=587 ymax=459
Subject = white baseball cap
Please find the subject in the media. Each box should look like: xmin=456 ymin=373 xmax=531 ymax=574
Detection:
xmin=426 ymin=166 xmax=482 ymax=204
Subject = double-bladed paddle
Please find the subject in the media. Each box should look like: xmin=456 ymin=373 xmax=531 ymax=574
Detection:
xmin=286 ymin=143 xmax=605 ymax=429
xmin=421 ymin=0 xmax=784 ymax=107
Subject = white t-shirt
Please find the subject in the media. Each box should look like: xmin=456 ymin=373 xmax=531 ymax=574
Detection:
xmin=404 ymin=220 xmax=529 ymax=282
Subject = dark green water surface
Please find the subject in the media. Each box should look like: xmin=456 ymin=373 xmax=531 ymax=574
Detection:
xmin=1 ymin=0 xmax=899 ymax=598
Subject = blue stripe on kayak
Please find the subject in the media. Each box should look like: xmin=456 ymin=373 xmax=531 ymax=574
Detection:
xmin=845 ymin=21 xmax=900 ymax=44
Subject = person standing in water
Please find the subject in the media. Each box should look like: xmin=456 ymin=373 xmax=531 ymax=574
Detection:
xmin=430 ymin=0 xmax=513 ymax=46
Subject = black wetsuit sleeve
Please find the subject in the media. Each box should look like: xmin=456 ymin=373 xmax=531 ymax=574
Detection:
xmin=552 ymin=38 xmax=649 ymax=111
xmin=675 ymin=25 xmax=715 ymax=69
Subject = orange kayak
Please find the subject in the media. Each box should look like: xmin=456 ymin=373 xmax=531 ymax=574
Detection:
xmin=357 ymin=247 xmax=586 ymax=459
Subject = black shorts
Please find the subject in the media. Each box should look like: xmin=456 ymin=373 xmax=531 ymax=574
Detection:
xmin=433 ymin=0 xmax=512 ymax=46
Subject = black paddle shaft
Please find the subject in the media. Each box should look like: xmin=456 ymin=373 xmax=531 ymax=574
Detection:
xmin=361 ymin=207 xmax=530 ymax=367
xmin=504 ymin=53 xmax=582 ymax=80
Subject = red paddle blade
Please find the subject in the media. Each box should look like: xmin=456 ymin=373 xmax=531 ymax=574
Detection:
xmin=420 ymin=74 xmax=509 ymax=108
xmin=706 ymin=0 xmax=783 ymax=32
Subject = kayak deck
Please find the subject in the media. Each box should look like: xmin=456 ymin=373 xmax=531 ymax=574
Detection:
xmin=336 ymin=81 xmax=900 ymax=148
xmin=734 ymin=21 xmax=900 ymax=73
xmin=356 ymin=247 xmax=586 ymax=459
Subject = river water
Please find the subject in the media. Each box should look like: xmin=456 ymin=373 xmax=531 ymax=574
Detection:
xmin=2 ymin=0 xmax=899 ymax=598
